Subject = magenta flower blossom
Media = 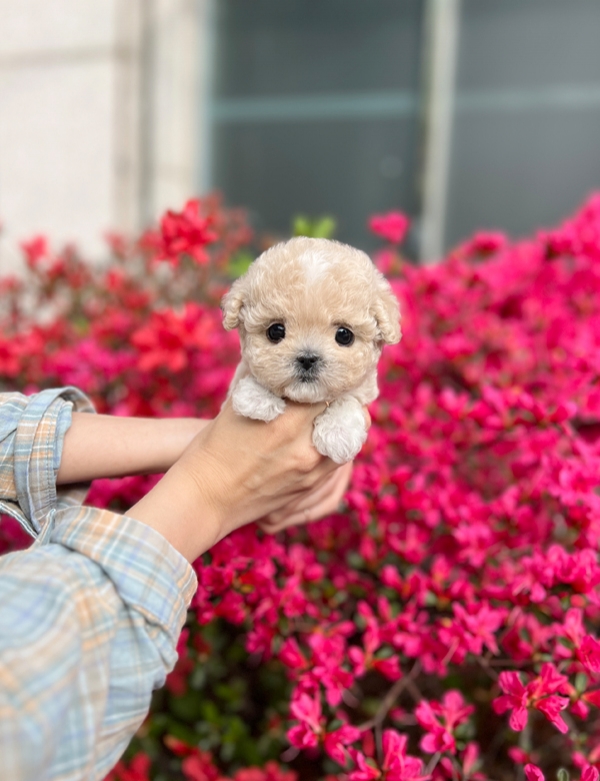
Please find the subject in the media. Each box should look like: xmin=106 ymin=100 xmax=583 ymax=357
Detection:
xmin=368 ymin=211 xmax=410 ymax=244
xmin=349 ymin=731 xmax=428 ymax=781
xmin=147 ymin=198 xmax=218 ymax=265
xmin=9 ymin=193 xmax=600 ymax=776
xmin=493 ymin=663 xmax=570 ymax=733
xmin=287 ymin=693 xmax=322 ymax=749
xmin=525 ymin=764 xmax=599 ymax=781
xmin=416 ymin=690 xmax=474 ymax=754
xmin=323 ymin=724 xmax=361 ymax=766
xmin=524 ymin=765 xmax=545 ymax=781
xmin=579 ymin=635 xmax=600 ymax=673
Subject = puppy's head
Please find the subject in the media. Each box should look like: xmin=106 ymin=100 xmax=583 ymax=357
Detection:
xmin=222 ymin=236 xmax=400 ymax=403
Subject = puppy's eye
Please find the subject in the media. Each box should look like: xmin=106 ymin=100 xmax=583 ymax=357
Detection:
xmin=267 ymin=323 xmax=286 ymax=343
xmin=335 ymin=327 xmax=354 ymax=346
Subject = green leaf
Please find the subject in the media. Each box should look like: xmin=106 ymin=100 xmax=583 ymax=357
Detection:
xmin=215 ymin=678 xmax=247 ymax=710
xmin=347 ymin=551 xmax=364 ymax=569
xmin=557 ymin=769 xmax=570 ymax=781
xmin=190 ymin=665 xmax=207 ymax=690
xmin=169 ymin=691 xmax=205 ymax=721
xmin=200 ymin=699 xmax=221 ymax=724
xmin=228 ymin=251 xmax=254 ymax=279
xmin=375 ymin=647 xmax=394 ymax=660
xmin=292 ymin=215 xmax=312 ymax=237
xmin=311 ymin=216 xmax=337 ymax=239
xmin=575 ymin=672 xmax=589 ymax=693
xmin=167 ymin=722 xmax=203 ymax=747
xmin=292 ymin=214 xmax=337 ymax=239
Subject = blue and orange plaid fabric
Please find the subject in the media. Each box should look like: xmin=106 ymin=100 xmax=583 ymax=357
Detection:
xmin=0 ymin=388 xmax=197 ymax=780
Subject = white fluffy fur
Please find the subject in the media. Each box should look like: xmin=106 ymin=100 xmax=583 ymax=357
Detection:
xmin=232 ymin=374 xmax=286 ymax=422
xmin=222 ymin=237 xmax=401 ymax=464
xmin=312 ymin=397 xmax=368 ymax=464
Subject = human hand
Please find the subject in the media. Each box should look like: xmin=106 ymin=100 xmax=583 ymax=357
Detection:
xmin=178 ymin=399 xmax=338 ymax=541
xmin=257 ymin=461 xmax=353 ymax=534
xmin=128 ymin=399 xmax=369 ymax=562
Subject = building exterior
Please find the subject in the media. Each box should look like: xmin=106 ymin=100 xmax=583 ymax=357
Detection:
xmin=1 ymin=0 xmax=599 ymax=271
xmin=0 ymin=0 xmax=204 ymax=271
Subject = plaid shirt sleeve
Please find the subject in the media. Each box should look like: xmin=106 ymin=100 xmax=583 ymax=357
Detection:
xmin=0 ymin=388 xmax=198 ymax=781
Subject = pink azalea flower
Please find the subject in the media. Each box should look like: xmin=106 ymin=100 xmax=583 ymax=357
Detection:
xmin=452 ymin=602 xmax=503 ymax=655
xmin=323 ymin=724 xmax=361 ymax=766
xmin=524 ymin=765 xmax=545 ymax=781
xmin=493 ymin=664 xmax=570 ymax=734
xmin=153 ymin=198 xmax=217 ymax=265
xmin=416 ymin=690 xmax=474 ymax=754
xmin=368 ymin=211 xmax=410 ymax=244
xmin=20 ymin=234 xmax=49 ymax=267
xmin=13 ymin=177 xmax=600 ymax=780
xmin=287 ymin=693 xmax=323 ymax=749
xmin=578 ymin=635 xmax=600 ymax=673
xmin=279 ymin=638 xmax=308 ymax=670
xmin=581 ymin=769 xmax=600 ymax=781
xmin=349 ymin=730 xmax=428 ymax=781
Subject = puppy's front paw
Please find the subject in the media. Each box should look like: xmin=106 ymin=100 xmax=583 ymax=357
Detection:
xmin=312 ymin=399 xmax=367 ymax=464
xmin=232 ymin=376 xmax=286 ymax=422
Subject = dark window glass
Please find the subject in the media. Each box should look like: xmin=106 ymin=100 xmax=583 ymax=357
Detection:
xmin=446 ymin=0 xmax=600 ymax=248
xmin=208 ymin=0 xmax=424 ymax=253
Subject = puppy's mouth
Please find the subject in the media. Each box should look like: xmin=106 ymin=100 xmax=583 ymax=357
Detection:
xmin=297 ymin=370 xmax=320 ymax=383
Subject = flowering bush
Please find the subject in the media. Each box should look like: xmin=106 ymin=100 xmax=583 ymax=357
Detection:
xmin=2 ymin=193 xmax=600 ymax=780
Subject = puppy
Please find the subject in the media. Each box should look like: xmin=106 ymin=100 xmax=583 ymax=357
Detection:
xmin=221 ymin=236 xmax=401 ymax=464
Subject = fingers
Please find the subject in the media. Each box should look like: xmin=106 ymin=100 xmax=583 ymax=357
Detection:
xmin=258 ymin=461 xmax=353 ymax=534
xmin=284 ymin=399 xmax=329 ymax=422
xmin=199 ymin=396 xmax=369 ymax=538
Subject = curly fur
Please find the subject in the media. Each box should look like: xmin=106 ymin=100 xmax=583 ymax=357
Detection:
xmin=222 ymin=237 xmax=401 ymax=463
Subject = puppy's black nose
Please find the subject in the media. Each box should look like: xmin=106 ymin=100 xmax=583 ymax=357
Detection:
xmin=296 ymin=353 xmax=320 ymax=371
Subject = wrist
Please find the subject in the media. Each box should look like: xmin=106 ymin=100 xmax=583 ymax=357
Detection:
xmin=127 ymin=459 xmax=224 ymax=563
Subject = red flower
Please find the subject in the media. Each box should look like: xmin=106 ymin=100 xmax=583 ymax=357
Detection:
xmin=287 ymin=693 xmax=323 ymax=749
xmin=493 ymin=664 xmax=570 ymax=734
xmin=368 ymin=211 xmax=409 ymax=244
xmin=349 ymin=731 xmax=428 ymax=781
xmin=416 ymin=690 xmax=474 ymax=754
xmin=153 ymin=198 xmax=217 ymax=265
xmin=581 ymin=769 xmax=600 ymax=781
xmin=233 ymin=762 xmax=297 ymax=781
xmin=578 ymin=635 xmax=600 ymax=673
xmin=20 ymin=234 xmax=49 ymax=267
xmin=181 ymin=754 xmax=221 ymax=781
xmin=279 ymin=638 xmax=308 ymax=669
xmin=131 ymin=303 xmax=213 ymax=373
xmin=104 ymin=753 xmax=152 ymax=781
xmin=524 ymin=765 xmax=545 ymax=781
xmin=453 ymin=230 xmax=507 ymax=259
xmin=323 ymin=724 xmax=361 ymax=766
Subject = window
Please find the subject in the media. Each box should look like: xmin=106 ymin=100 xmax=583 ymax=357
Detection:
xmin=203 ymin=0 xmax=600 ymax=259
xmin=447 ymin=0 xmax=600 ymax=250
xmin=207 ymin=0 xmax=423 ymax=254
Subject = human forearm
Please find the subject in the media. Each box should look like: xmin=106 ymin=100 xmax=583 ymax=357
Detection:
xmin=0 ymin=504 xmax=196 ymax=780
xmin=57 ymin=413 xmax=209 ymax=484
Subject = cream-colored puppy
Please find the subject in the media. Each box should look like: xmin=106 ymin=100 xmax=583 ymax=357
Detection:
xmin=221 ymin=236 xmax=401 ymax=464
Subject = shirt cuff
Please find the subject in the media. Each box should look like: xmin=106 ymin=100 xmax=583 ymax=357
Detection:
xmin=14 ymin=387 xmax=95 ymax=540
xmin=47 ymin=506 xmax=198 ymax=666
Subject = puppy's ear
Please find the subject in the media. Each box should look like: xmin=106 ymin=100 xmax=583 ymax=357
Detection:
xmin=371 ymin=275 xmax=401 ymax=345
xmin=221 ymin=277 xmax=247 ymax=331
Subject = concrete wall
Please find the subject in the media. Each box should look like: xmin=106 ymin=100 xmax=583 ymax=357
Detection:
xmin=0 ymin=0 xmax=205 ymax=273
